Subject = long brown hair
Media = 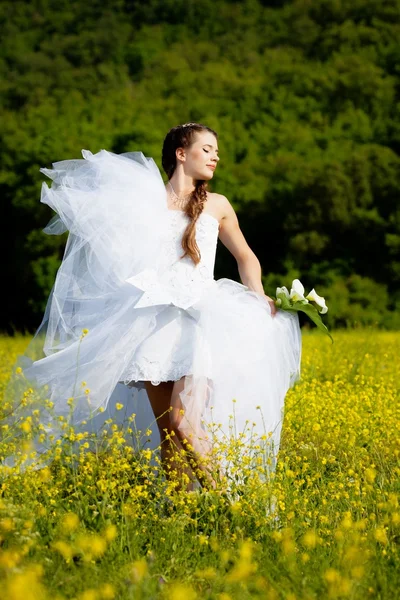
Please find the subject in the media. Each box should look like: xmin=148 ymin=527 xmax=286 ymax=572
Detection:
xmin=162 ymin=122 xmax=218 ymax=265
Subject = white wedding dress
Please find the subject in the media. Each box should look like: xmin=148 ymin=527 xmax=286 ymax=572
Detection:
xmin=5 ymin=149 xmax=302 ymax=475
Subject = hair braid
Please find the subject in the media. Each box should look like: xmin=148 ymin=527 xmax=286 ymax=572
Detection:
xmin=180 ymin=180 xmax=208 ymax=264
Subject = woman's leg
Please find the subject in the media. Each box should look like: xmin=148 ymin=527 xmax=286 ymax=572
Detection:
xmin=170 ymin=377 xmax=222 ymax=491
xmin=144 ymin=381 xmax=196 ymax=490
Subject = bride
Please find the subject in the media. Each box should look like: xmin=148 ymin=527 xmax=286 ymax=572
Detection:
xmin=5 ymin=122 xmax=302 ymax=491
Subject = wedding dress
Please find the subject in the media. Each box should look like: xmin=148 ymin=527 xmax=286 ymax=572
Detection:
xmin=4 ymin=149 xmax=302 ymax=475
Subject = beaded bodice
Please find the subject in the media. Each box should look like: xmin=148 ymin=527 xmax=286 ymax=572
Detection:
xmin=126 ymin=210 xmax=220 ymax=311
xmin=160 ymin=210 xmax=219 ymax=281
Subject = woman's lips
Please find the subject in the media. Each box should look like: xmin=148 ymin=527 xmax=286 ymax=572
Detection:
xmin=207 ymin=165 xmax=216 ymax=171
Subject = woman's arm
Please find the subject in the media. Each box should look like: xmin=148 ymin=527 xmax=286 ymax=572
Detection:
xmin=216 ymin=195 xmax=277 ymax=316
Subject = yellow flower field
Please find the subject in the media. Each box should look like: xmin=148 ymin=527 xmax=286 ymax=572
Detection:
xmin=0 ymin=330 xmax=399 ymax=599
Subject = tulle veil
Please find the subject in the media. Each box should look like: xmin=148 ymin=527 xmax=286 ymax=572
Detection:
xmin=3 ymin=150 xmax=173 ymax=469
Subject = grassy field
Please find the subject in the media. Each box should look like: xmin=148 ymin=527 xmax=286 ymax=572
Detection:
xmin=0 ymin=330 xmax=399 ymax=599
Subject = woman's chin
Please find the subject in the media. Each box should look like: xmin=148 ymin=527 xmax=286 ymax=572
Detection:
xmin=191 ymin=168 xmax=214 ymax=182
xmin=200 ymin=170 xmax=214 ymax=181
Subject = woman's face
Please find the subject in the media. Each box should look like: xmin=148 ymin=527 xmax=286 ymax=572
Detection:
xmin=178 ymin=130 xmax=220 ymax=181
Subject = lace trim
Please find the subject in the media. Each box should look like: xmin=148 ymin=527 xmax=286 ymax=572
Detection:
xmin=121 ymin=356 xmax=194 ymax=387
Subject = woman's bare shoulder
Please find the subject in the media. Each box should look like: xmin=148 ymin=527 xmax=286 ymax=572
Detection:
xmin=205 ymin=191 xmax=232 ymax=221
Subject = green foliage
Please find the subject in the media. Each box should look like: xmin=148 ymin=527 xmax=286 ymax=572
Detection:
xmin=1 ymin=0 xmax=400 ymax=331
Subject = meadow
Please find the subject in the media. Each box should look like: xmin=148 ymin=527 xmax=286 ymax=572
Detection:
xmin=0 ymin=329 xmax=399 ymax=599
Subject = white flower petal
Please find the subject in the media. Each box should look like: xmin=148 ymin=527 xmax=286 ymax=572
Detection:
xmin=290 ymin=279 xmax=307 ymax=302
xmin=305 ymin=288 xmax=328 ymax=313
xmin=291 ymin=278 xmax=305 ymax=296
xmin=276 ymin=286 xmax=290 ymax=298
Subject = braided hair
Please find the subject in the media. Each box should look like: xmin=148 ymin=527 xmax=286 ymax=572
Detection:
xmin=162 ymin=122 xmax=218 ymax=265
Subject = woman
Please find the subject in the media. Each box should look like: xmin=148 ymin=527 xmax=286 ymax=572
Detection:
xmin=5 ymin=123 xmax=302 ymax=490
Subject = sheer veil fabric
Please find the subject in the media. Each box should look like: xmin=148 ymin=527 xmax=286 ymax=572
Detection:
xmin=3 ymin=149 xmax=302 ymax=479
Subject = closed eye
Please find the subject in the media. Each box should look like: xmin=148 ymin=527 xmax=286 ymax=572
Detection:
xmin=203 ymin=145 xmax=219 ymax=154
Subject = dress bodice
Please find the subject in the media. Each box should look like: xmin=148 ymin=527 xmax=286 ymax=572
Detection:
xmin=126 ymin=209 xmax=220 ymax=311
xmin=160 ymin=210 xmax=220 ymax=280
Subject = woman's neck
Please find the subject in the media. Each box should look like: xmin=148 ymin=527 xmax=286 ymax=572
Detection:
xmin=167 ymin=170 xmax=195 ymax=197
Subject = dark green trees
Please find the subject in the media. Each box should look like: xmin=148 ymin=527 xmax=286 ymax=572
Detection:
xmin=1 ymin=0 xmax=399 ymax=331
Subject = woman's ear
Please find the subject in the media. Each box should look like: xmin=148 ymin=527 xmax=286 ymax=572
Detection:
xmin=176 ymin=147 xmax=186 ymax=162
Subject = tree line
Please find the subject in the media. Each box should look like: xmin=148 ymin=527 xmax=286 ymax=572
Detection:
xmin=1 ymin=0 xmax=400 ymax=332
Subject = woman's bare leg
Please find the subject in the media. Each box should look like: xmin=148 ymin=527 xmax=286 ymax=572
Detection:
xmin=144 ymin=381 xmax=196 ymax=490
xmin=170 ymin=377 xmax=221 ymax=491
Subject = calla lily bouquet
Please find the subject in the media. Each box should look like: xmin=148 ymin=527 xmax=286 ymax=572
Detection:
xmin=275 ymin=279 xmax=333 ymax=342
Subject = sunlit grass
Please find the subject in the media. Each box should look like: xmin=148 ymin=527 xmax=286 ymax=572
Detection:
xmin=0 ymin=329 xmax=399 ymax=599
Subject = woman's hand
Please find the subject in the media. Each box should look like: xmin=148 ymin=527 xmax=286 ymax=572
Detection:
xmin=264 ymin=294 xmax=277 ymax=317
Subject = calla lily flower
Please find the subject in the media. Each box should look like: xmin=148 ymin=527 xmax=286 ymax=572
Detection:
xmin=306 ymin=288 xmax=328 ymax=314
xmin=273 ymin=278 xmax=332 ymax=342
xmin=290 ymin=278 xmax=308 ymax=302
xmin=276 ymin=285 xmax=290 ymax=298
